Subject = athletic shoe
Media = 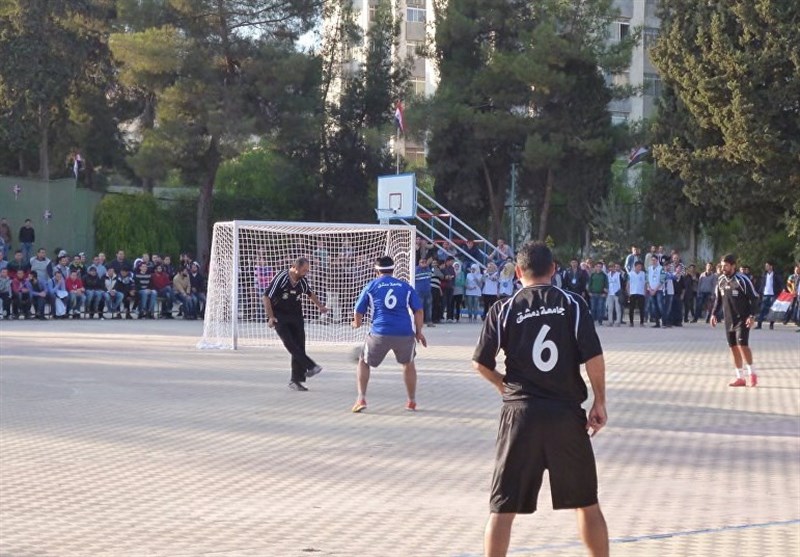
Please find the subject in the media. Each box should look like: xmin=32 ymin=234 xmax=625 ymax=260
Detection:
xmin=728 ymin=378 xmax=747 ymax=387
xmin=750 ymin=373 xmax=758 ymax=387
xmin=405 ymin=401 xmax=417 ymax=412
xmin=307 ymin=365 xmax=323 ymax=378
xmin=288 ymin=381 xmax=308 ymax=392
xmin=352 ymin=400 xmax=367 ymax=413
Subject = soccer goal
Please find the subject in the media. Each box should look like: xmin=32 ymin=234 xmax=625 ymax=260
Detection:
xmin=199 ymin=220 xmax=416 ymax=349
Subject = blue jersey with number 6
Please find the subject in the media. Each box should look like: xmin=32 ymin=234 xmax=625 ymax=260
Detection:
xmin=355 ymin=275 xmax=422 ymax=336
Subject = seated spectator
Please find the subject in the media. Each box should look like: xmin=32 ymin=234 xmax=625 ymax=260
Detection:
xmin=162 ymin=255 xmax=176 ymax=278
xmin=69 ymin=254 xmax=85 ymax=278
xmin=29 ymin=248 xmax=53 ymax=284
xmin=189 ymin=262 xmax=207 ymax=318
xmin=104 ymin=268 xmax=124 ymax=319
xmin=28 ymin=273 xmax=48 ymax=319
xmin=83 ymin=265 xmax=105 ymax=319
xmin=65 ymin=269 xmax=86 ymax=319
xmin=0 ymin=250 xmax=7 ymax=273
xmin=461 ymin=239 xmax=485 ymax=267
xmin=47 ymin=270 xmax=69 ymax=319
xmin=6 ymin=250 xmax=31 ymax=277
xmin=11 ymin=268 xmax=32 ymax=319
xmin=173 ymin=265 xmax=197 ymax=319
xmin=489 ymin=239 xmax=513 ymax=266
xmin=110 ymin=249 xmax=130 ymax=274
xmin=53 ymin=253 xmax=71 ymax=281
xmin=134 ymin=261 xmax=157 ymax=319
xmin=115 ymin=267 xmax=137 ymax=319
xmin=151 ymin=263 xmax=174 ymax=318
xmin=0 ymin=268 xmax=11 ymax=318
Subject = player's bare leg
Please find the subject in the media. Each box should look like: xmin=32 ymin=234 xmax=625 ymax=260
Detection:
xmin=576 ymin=503 xmax=609 ymax=557
xmin=739 ymin=345 xmax=753 ymax=366
xmin=402 ymin=361 xmax=417 ymax=409
xmin=352 ymin=359 xmax=370 ymax=412
xmin=729 ymin=346 xmax=743 ymax=369
xmin=484 ymin=512 xmax=515 ymax=557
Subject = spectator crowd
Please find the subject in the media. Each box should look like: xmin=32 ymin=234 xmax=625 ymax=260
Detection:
xmin=0 ymin=244 xmax=208 ymax=321
xmin=413 ymin=238 xmax=800 ymax=332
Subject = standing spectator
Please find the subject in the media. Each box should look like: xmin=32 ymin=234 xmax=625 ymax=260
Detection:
xmin=0 ymin=268 xmax=11 ymax=318
xmin=588 ymin=262 xmax=608 ymax=326
xmin=189 ymin=262 xmax=207 ymax=318
xmin=430 ymin=261 xmax=443 ymax=323
xmin=6 ymin=250 xmax=31 ymax=277
xmin=755 ymin=261 xmax=781 ymax=330
xmin=711 ymin=254 xmax=760 ymax=387
xmin=437 ymin=240 xmax=458 ymax=262
xmin=624 ymin=245 xmax=641 ymax=274
xmin=682 ymin=264 xmax=698 ymax=323
xmin=0 ymin=217 xmax=12 ymax=258
xmin=472 ymin=242 xmax=608 ymax=557
xmin=134 ymin=261 xmax=157 ymax=319
xmin=110 ymin=250 xmax=130 ymax=274
xmin=173 ymin=266 xmax=197 ymax=319
xmin=0 ymin=250 xmax=6 ymax=273
xmin=695 ymin=263 xmax=717 ymax=322
xmin=628 ymin=261 xmax=646 ymax=327
xmin=451 ymin=261 xmax=465 ymax=323
xmin=65 ymin=270 xmax=86 ymax=318
xmin=29 ymin=248 xmax=53 ymax=284
xmin=481 ymin=262 xmax=500 ymax=319
xmin=461 ymin=239 xmax=485 ymax=267
xmin=263 ymin=257 xmax=327 ymax=392
xmin=17 ymin=219 xmax=35 ymax=262
xmin=489 ymin=239 xmax=513 ymax=266
xmin=441 ymin=257 xmax=456 ymax=321
xmin=83 ymin=266 xmax=105 ymax=318
xmin=103 ymin=268 xmax=124 ymax=319
xmin=498 ymin=261 xmax=516 ymax=301
xmin=151 ymin=263 xmax=175 ymax=318
xmin=646 ymin=255 xmax=665 ymax=328
xmin=350 ymin=255 xmax=427 ymax=413
xmin=605 ymin=262 xmax=624 ymax=326
xmin=662 ymin=263 xmax=677 ymax=328
xmin=563 ymin=259 xmax=588 ymax=298
xmin=11 ymin=269 xmax=32 ymax=318
xmin=28 ymin=273 xmax=48 ymax=319
xmin=464 ymin=263 xmax=483 ymax=322
xmin=115 ymin=267 xmax=137 ymax=319
xmin=414 ymin=257 xmax=433 ymax=326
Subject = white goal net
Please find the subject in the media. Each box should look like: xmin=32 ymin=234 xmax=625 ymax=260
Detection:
xmin=199 ymin=220 xmax=416 ymax=349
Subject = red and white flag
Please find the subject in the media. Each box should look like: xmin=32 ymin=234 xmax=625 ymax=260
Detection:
xmin=394 ymin=100 xmax=405 ymax=134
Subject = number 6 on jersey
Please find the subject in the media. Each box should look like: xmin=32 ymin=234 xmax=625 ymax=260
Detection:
xmin=532 ymin=324 xmax=558 ymax=372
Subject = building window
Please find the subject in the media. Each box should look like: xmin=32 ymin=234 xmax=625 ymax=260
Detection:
xmin=643 ymin=73 xmax=662 ymax=97
xmin=407 ymin=0 xmax=425 ymax=6
xmin=611 ymin=112 xmax=628 ymax=125
xmin=407 ymin=7 xmax=426 ymax=23
xmin=643 ymin=27 xmax=659 ymax=49
xmin=406 ymin=40 xmax=423 ymax=58
xmin=411 ymin=78 xmax=426 ymax=96
xmin=612 ymin=21 xmax=630 ymax=42
xmin=405 ymin=147 xmax=426 ymax=165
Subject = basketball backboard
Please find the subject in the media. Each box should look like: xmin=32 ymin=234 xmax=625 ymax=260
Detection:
xmin=377 ymin=173 xmax=416 ymax=220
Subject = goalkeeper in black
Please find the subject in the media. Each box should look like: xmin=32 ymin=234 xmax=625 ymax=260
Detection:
xmin=263 ymin=257 xmax=328 ymax=391
xmin=710 ymin=253 xmax=760 ymax=387
xmin=473 ymin=241 xmax=608 ymax=557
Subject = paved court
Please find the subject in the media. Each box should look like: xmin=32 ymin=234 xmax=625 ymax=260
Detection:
xmin=1 ymin=319 xmax=798 ymax=557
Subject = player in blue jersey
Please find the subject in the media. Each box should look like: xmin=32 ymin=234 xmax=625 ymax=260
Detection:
xmin=351 ymin=255 xmax=427 ymax=413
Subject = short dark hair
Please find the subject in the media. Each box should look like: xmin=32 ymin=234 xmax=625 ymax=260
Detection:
xmin=375 ymin=255 xmax=394 ymax=273
xmin=722 ymin=253 xmax=737 ymax=265
xmin=293 ymin=256 xmax=309 ymax=269
xmin=516 ymin=241 xmax=553 ymax=278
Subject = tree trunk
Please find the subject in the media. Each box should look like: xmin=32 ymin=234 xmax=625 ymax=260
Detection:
xmin=482 ymin=158 xmax=505 ymax=242
xmin=688 ymin=218 xmax=697 ymax=261
xmin=141 ymin=93 xmax=157 ymax=193
xmin=537 ymin=168 xmax=554 ymax=241
xmin=196 ymin=136 xmax=220 ymax=269
xmin=38 ymin=105 xmax=50 ymax=181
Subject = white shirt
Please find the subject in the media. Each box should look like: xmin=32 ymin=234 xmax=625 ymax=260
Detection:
xmin=763 ymin=272 xmax=774 ymax=296
xmin=628 ymin=271 xmax=646 ymax=296
xmin=647 ymin=265 xmax=663 ymax=290
xmin=607 ymin=271 xmax=621 ymax=295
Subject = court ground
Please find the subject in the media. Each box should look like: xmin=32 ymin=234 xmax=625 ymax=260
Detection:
xmin=1 ymin=319 xmax=798 ymax=556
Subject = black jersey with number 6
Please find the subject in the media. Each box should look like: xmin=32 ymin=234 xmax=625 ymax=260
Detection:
xmin=473 ymin=285 xmax=602 ymax=403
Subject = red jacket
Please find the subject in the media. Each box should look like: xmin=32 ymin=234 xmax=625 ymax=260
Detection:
xmin=150 ymin=271 xmax=172 ymax=291
xmin=66 ymin=277 xmax=84 ymax=292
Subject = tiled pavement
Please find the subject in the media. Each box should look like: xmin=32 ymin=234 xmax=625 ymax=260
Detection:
xmin=0 ymin=319 xmax=798 ymax=557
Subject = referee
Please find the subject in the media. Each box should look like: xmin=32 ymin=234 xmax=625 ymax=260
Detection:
xmin=710 ymin=253 xmax=760 ymax=387
xmin=472 ymin=241 xmax=608 ymax=557
xmin=263 ymin=257 xmax=328 ymax=391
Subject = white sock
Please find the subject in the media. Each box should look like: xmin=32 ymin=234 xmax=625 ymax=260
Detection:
xmin=735 ymin=368 xmax=744 ymax=379
xmin=745 ymin=364 xmax=754 ymax=376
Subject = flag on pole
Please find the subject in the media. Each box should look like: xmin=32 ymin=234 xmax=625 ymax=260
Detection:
xmin=394 ymin=101 xmax=405 ymax=134
xmin=627 ymin=146 xmax=650 ymax=168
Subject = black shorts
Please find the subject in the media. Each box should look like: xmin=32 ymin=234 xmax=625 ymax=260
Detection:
xmin=490 ymin=400 xmax=598 ymax=514
xmin=726 ymin=323 xmax=750 ymax=347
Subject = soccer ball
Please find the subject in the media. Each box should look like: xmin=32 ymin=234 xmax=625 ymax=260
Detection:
xmin=350 ymin=345 xmax=363 ymax=362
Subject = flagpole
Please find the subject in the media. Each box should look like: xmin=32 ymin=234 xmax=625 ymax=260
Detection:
xmin=396 ymin=127 xmax=400 ymax=175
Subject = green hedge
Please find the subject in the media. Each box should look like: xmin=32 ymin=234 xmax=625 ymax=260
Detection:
xmin=95 ymin=193 xmax=180 ymax=259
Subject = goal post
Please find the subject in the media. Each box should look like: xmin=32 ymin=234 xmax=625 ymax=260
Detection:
xmin=199 ymin=220 xmax=416 ymax=349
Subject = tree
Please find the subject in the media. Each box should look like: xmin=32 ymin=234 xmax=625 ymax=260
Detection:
xmin=0 ymin=0 xmax=114 ymax=179
xmin=650 ymin=0 xmax=800 ymax=257
xmin=110 ymin=0 xmax=320 ymax=264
